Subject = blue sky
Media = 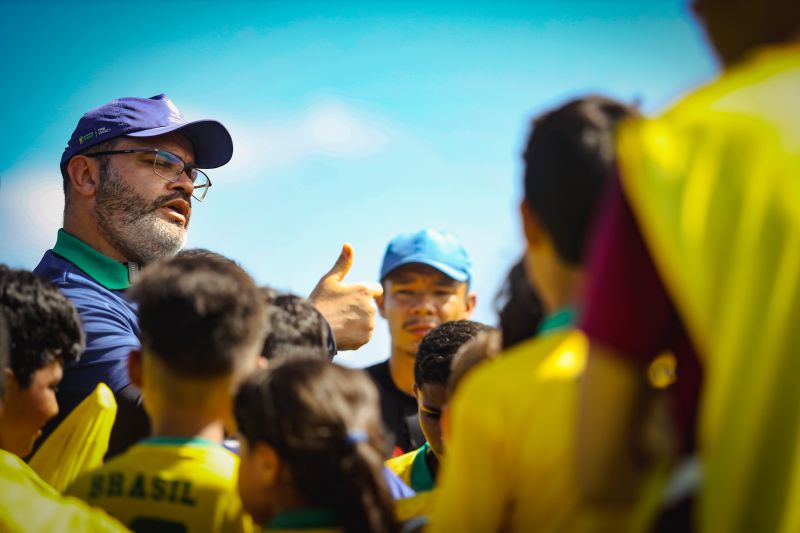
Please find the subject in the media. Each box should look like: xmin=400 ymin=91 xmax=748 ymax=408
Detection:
xmin=0 ymin=1 xmax=717 ymax=366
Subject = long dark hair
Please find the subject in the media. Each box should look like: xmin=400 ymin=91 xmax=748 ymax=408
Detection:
xmin=494 ymin=257 xmax=544 ymax=349
xmin=523 ymin=95 xmax=637 ymax=265
xmin=234 ymin=360 xmax=399 ymax=533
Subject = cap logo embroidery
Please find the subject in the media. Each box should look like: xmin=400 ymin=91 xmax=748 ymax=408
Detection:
xmin=61 ymin=94 xmax=233 ymax=172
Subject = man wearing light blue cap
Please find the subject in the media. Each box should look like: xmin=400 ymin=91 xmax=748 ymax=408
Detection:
xmin=366 ymin=229 xmax=476 ymax=456
xmin=34 ymin=94 xmax=381 ymax=458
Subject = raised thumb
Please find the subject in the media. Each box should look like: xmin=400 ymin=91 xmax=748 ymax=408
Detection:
xmin=325 ymin=243 xmax=354 ymax=282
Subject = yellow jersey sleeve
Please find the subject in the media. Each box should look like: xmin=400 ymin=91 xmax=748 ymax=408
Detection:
xmin=384 ymin=449 xmax=416 ymax=487
xmin=428 ymin=350 xmax=513 ymax=533
xmin=0 ymin=449 xmax=129 ymax=533
xmin=394 ymin=491 xmax=434 ymax=523
xmin=29 ymin=382 xmax=117 ymax=492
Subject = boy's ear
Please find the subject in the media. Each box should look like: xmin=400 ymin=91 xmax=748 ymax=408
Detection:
xmin=254 ymin=443 xmax=282 ymax=488
xmin=412 ymin=382 xmax=420 ymax=400
xmin=128 ymin=349 xmax=143 ymax=388
xmin=3 ymin=368 xmax=18 ymax=397
xmin=375 ymin=288 xmax=386 ymax=319
xmin=520 ymin=198 xmax=546 ymax=250
xmin=465 ymin=292 xmax=477 ymax=316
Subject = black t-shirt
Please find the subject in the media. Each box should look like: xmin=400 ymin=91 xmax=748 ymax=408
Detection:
xmin=365 ymin=359 xmax=424 ymax=456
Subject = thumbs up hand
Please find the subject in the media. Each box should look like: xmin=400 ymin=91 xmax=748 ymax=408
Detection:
xmin=309 ymin=243 xmax=383 ymax=351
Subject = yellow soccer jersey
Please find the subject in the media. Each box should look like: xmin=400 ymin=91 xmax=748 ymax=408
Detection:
xmin=385 ymin=441 xmax=435 ymax=493
xmin=616 ymin=44 xmax=800 ymax=533
xmin=395 ymin=491 xmax=435 ymax=524
xmin=67 ymin=436 xmax=253 ymax=533
xmin=0 ymin=448 xmax=128 ymax=532
xmin=429 ymin=321 xmax=629 ymax=533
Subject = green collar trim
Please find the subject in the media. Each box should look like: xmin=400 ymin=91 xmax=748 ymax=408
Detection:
xmin=141 ymin=436 xmax=220 ymax=448
xmin=52 ymin=229 xmax=131 ymax=290
xmin=410 ymin=441 xmax=435 ymax=492
xmin=537 ymin=307 xmax=577 ymax=335
xmin=269 ymin=507 xmax=339 ymax=529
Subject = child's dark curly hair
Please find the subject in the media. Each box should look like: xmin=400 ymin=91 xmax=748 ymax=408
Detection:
xmin=0 ymin=265 xmax=84 ymax=389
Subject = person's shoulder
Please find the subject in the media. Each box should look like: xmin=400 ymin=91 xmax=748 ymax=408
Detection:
xmin=395 ymin=490 xmax=435 ymax=526
xmin=69 ymin=440 xmax=239 ymax=498
xmin=66 ymin=447 xmax=132 ymax=497
xmin=697 ymin=45 xmax=798 ymax=112
xmin=33 ymin=249 xmax=71 ymax=285
xmin=0 ymin=447 xmax=27 ymax=472
xmin=364 ymin=358 xmax=389 ymax=376
xmin=59 ymin=275 xmax=126 ymax=306
xmin=456 ymin=336 xmax=536 ymax=392
xmin=190 ymin=442 xmax=240 ymax=481
xmin=35 ymin=249 xmax=87 ymax=284
xmin=457 ymin=330 xmax=583 ymax=405
xmin=385 ymin=447 xmax=417 ymax=478
xmin=0 ymin=448 xmax=51 ymax=493
xmin=139 ymin=438 xmax=239 ymax=481
xmin=50 ymin=273 xmax=137 ymax=335
xmin=35 ymin=249 xmax=128 ymax=304
xmin=0 ymin=455 xmax=128 ymax=533
xmin=364 ymin=359 xmax=391 ymax=386
xmin=649 ymin=47 xmax=800 ymax=135
xmin=364 ymin=359 xmax=414 ymax=412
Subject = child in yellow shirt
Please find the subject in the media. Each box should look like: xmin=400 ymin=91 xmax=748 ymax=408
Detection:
xmin=68 ymin=253 xmax=267 ymax=532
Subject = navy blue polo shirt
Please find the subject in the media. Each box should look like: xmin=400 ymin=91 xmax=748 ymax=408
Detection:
xmin=34 ymin=229 xmax=139 ymax=397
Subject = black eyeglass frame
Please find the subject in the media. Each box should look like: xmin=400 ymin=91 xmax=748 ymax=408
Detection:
xmin=85 ymin=148 xmax=212 ymax=202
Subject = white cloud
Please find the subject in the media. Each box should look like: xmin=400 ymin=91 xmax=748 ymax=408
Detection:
xmin=305 ymin=102 xmax=389 ymax=156
xmin=0 ymin=99 xmax=393 ymax=265
xmin=194 ymin=100 xmax=392 ymax=183
xmin=0 ymin=167 xmax=63 ymax=263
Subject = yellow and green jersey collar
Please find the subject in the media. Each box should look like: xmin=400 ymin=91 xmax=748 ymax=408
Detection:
xmin=141 ymin=436 xmax=220 ymax=448
xmin=410 ymin=441 xmax=435 ymax=492
xmin=269 ymin=507 xmax=339 ymax=529
xmin=536 ymin=307 xmax=577 ymax=335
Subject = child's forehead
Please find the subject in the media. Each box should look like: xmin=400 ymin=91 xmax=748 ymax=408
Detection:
xmin=418 ymin=382 xmax=448 ymax=400
xmin=386 ymin=264 xmax=460 ymax=285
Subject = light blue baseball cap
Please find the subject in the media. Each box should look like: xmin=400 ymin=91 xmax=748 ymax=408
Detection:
xmin=380 ymin=229 xmax=472 ymax=283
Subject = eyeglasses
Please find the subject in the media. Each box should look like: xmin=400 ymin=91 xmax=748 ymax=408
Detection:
xmin=85 ymin=148 xmax=212 ymax=202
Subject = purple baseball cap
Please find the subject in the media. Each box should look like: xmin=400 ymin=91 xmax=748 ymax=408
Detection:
xmin=60 ymin=94 xmax=233 ymax=175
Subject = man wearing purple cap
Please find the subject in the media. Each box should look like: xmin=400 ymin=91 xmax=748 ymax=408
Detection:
xmin=366 ymin=229 xmax=476 ymax=456
xmin=34 ymin=94 xmax=380 ymax=457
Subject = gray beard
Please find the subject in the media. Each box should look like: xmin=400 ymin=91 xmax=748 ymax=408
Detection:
xmin=94 ymin=161 xmax=190 ymax=265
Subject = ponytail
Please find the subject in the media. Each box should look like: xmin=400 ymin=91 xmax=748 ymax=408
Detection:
xmin=235 ymin=360 xmax=399 ymax=533
xmin=336 ymin=431 xmax=399 ymax=533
